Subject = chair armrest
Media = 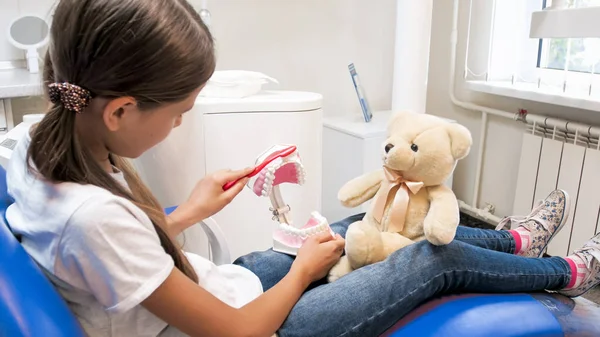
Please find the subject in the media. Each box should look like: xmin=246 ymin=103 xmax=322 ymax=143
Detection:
xmin=164 ymin=206 xmax=231 ymax=265
xmin=197 ymin=217 xmax=231 ymax=265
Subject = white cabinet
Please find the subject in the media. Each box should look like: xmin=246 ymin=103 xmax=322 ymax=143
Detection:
xmin=134 ymin=91 xmax=324 ymax=261
xmin=202 ymin=109 xmax=323 ymax=260
xmin=321 ymin=111 xmax=454 ymax=222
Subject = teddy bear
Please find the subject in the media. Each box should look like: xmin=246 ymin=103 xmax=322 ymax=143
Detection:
xmin=327 ymin=111 xmax=472 ymax=282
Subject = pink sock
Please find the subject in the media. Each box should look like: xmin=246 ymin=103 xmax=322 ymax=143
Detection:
xmin=508 ymin=227 xmax=531 ymax=255
xmin=564 ymin=255 xmax=588 ymax=289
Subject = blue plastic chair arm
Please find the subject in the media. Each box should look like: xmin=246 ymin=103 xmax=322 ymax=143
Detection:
xmin=165 ymin=206 xmax=231 ymax=265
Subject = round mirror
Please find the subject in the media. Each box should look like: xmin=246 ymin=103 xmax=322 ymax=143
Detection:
xmin=8 ymin=15 xmax=49 ymax=49
xmin=7 ymin=15 xmax=50 ymax=74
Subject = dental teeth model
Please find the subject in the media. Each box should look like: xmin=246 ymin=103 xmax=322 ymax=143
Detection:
xmin=246 ymin=145 xmax=334 ymax=256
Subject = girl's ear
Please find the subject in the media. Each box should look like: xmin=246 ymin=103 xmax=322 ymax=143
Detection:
xmin=103 ymin=97 xmax=137 ymax=131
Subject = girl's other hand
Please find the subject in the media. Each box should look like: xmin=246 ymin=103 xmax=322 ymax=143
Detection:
xmin=291 ymin=232 xmax=345 ymax=284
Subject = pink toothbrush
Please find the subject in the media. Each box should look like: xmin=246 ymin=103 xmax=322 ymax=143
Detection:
xmin=223 ymin=145 xmax=297 ymax=191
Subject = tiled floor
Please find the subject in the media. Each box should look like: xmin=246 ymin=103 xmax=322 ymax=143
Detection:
xmin=459 ymin=212 xmax=600 ymax=305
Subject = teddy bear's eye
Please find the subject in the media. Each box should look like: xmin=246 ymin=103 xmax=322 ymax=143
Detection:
xmin=411 ymin=144 xmax=419 ymax=152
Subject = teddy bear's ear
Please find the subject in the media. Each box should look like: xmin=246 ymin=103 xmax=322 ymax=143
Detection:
xmin=445 ymin=123 xmax=472 ymax=160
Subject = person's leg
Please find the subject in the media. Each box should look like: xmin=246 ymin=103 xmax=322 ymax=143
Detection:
xmin=454 ymin=225 xmax=515 ymax=253
xmin=239 ymin=189 xmax=569 ymax=292
xmin=277 ymin=239 xmax=571 ymax=337
xmin=234 ymin=213 xmax=365 ymax=291
xmin=455 ymin=189 xmax=569 ymax=258
xmin=559 ymin=232 xmax=600 ymax=297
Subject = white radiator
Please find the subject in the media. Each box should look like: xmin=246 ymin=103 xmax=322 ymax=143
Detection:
xmin=512 ymin=123 xmax=600 ymax=256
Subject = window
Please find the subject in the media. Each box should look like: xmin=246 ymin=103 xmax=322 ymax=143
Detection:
xmin=464 ymin=0 xmax=600 ymax=110
xmin=538 ymin=0 xmax=600 ymax=74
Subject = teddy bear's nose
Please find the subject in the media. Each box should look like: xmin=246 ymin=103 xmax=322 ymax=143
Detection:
xmin=385 ymin=143 xmax=394 ymax=153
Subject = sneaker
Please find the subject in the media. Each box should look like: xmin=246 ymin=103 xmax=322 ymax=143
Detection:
xmin=559 ymin=235 xmax=600 ymax=298
xmin=495 ymin=190 xmax=570 ymax=258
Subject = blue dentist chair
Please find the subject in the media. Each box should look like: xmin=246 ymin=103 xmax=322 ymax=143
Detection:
xmin=0 ymin=165 xmax=85 ymax=337
xmin=0 ymin=163 xmax=230 ymax=336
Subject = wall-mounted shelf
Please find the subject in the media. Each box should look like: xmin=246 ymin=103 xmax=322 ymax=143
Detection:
xmin=0 ymin=68 xmax=43 ymax=133
xmin=466 ymin=80 xmax=600 ymax=112
xmin=0 ymin=68 xmax=42 ymax=99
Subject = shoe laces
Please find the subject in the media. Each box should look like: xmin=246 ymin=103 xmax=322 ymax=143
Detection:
xmin=495 ymin=200 xmax=547 ymax=231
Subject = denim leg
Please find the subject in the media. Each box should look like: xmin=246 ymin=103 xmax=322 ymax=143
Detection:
xmin=234 ymin=213 xmax=365 ymax=291
xmin=277 ymin=240 xmax=571 ymax=337
xmin=455 ymin=225 xmax=516 ymax=254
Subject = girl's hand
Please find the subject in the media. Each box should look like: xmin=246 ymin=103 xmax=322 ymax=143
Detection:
xmin=188 ymin=167 xmax=254 ymax=220
xmin=291 ymin=232 xmax=345 ymax=284
xmin=168 ymin=167 xmax=253 ymax=233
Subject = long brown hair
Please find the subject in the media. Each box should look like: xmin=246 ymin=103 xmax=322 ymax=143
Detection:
xmin=27 ymin=0 xmax=216 ymax=282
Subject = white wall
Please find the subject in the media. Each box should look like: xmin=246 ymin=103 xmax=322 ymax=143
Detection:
xmin=1 ymin=0 xmax=397 ymax=121
xmin=426 ymin=0 xmax=600 ymax=218
xmin=200 ymin=0 xmax=396 ymax=117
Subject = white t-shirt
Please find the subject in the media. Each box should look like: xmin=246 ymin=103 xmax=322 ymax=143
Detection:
xmin=6 ymin=131 xmax=263 ymax=336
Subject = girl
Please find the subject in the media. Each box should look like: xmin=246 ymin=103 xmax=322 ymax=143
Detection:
xmin=6 ymin=0 xmax=599 ymax=336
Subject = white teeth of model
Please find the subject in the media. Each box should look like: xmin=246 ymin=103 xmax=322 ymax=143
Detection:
xmin=262 ymin=182 xmax=272 ymax=194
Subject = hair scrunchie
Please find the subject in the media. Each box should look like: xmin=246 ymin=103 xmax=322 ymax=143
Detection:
xmin=48 ymin=82 xmax=93 ymax=113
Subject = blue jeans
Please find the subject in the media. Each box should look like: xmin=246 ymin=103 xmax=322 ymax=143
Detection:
xmin=234 ymin=213 xmax=572 ymax=337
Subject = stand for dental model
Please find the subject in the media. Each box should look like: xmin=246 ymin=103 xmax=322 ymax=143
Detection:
xmin=269 ymin=187 xmax=292 ymax=225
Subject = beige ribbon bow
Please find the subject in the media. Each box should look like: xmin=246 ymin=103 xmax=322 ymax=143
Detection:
xmin=371 ymin=166 xmax=424 ymax=232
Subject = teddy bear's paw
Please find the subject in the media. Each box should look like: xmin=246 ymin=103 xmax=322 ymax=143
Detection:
xmin=345 ymin=221 xmax=384 ymax=269
xmin=327 ymin=256 xmax=353 ymax=283
xmin=424 ymin=218 xmax=456 ymax=246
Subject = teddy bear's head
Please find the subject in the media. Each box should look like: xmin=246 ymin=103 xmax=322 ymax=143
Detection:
xmin=382 ymin=111 xmax=472 ymax=186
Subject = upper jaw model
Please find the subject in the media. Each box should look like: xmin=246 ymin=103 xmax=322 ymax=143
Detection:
xmin=247 ymin=145 xmax=334 ymax=256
